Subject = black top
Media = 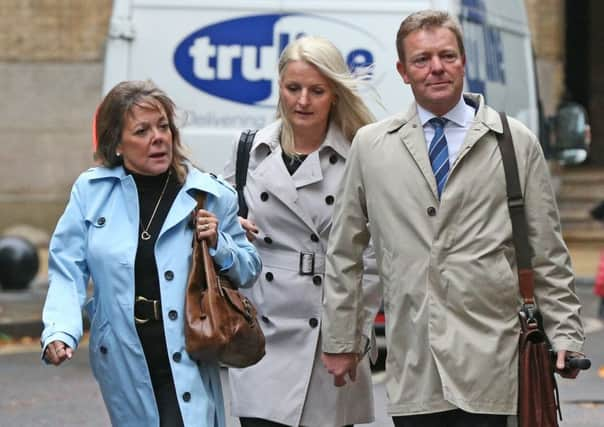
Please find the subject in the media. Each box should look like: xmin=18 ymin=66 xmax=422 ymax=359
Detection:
xmin=282 ymin=151 xmax=307 ymax=175
xmin=126 ymin=168 xmax=181 ymax=301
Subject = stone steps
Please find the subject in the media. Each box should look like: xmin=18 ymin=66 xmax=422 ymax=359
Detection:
xmin=557 ymin=166 xmax=604 ymax=244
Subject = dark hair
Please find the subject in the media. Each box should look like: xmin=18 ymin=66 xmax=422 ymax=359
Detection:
xmin=94 ymin=80 xmax=189 ymax=183
xmin=396 ymin=10 xmax=465 ymax=63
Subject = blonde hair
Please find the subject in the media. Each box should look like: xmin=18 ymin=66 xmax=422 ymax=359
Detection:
xmin=276 ymin=36 xmax=375 ymax=155
xmin=94 ymin=80 xmax=189 ymax=183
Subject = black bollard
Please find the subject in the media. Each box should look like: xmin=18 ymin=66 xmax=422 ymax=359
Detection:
xmin=0 ymin=236 xmax=39 ymax=291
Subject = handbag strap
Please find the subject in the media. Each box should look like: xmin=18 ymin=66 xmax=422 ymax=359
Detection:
xmin=496 ymin=112 xmax=535 ymax=308
xmin=193 ymin=191 xmax=231 ymax=291
xmin=235 ymin=130 xmax=257 ymax=218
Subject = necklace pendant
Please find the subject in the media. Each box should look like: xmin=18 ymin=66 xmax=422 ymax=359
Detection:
xmin=141 ymin=231 xmax=151 ymax=241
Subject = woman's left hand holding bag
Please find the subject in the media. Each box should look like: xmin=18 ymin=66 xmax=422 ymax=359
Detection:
xmin=196 ymin=209 xmax=219 ymax=248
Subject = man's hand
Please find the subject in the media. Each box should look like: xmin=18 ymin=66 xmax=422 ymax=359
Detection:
xmin=321 ymin=352 xmax=359 ymax=387
xmin=555 ymin=350 xmax=583 ymax=379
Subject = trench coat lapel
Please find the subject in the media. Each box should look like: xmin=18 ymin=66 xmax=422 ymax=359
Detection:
xmin=396 ymin=109 xmax=440 ymax=199
xmin=450 ymin=94 xmax=504 ymax=172
xmin=291 ymin=150 xmax=322 ymax=188
xmin=252 ymin=147 xmax=318 ymax=231
xmin=158 ymin=168 xmax=222 ymax=240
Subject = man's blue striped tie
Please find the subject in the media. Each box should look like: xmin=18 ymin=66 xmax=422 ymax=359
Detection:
xmin=428 ymin=117 xmax=449 ymax=198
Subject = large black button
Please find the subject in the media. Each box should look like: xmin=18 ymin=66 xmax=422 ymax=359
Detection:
xmin=97 ymin=217 xmax=106 ymax=226
xmin=100 ymin=346 xmax=107 ymax=354
xmin=182 ymin=392 xmax=191 ymax=402
xmin=310 ymin=233 xmax=319 ymax=242
xmin=313 ymin=275 xmax=322 ymax=286
xmin=309 ymin=318 xmax=319 ymax=328
xmin=173 ymin=352 xmax=182 ymax=362
xmin=164 ymin=270 xmax=174 ymax=281
xmin=427 ymin=206 xmax=437 ymax=217
xmin=260 ymin=192 xmax=269 ymax=202
xmin=168 ymin=310 xmax=178 ymax=320
xmin=261 ymin=316 xmax=269 ymax=324
xmin=265 ymin=272 xmax=274 ymax=282
xmin=264 ymin=236 xmax=273 ymax=244
xmin=329 ymin=154 xmax=338 ymax=164
xmin=325 ymin=195 xmax=334 ymax=205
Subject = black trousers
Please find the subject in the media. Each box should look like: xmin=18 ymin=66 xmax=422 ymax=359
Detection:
xmin=240 ymin=418 xmax=353 ymax=427
xmin=137 ymin=321 xmax=184 ymax=427
xmin=393 ymin=409 xmax=507 ymax=427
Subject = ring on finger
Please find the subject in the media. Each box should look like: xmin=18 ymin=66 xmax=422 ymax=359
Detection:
xmin=201 ymin=223 xmax=210 ymax=231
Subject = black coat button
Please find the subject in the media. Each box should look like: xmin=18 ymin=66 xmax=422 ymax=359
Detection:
xmin=173 ymin=352 xmax=182 ymax=362
xmin=313 ymin=275 xmax=322 ymax=286
xmin=309 ymin=318 xmax=319 ymax=328
xmin=97 ymin=217 xmax=106 ymax=226
xmin=310 ymin=233 xmax=319 ymax=242
xmin=264 ymin=236 xmax=273 ymax=244
xmin=427 ymin=206 xmax=437 ymax=216
xmin=183 ymin=392 xmax=191 ymax=402
xmin=265 ymin=272 xmax=274 ymax=282
xmin=100 ymin=346 xmax=108 ymax=354
xmin=168 ymin=310 xmax=178 ymax=320
xmin=325 ymin=195 xmax=334 ymax=205
xmin=261 ymin=316 xmax=269 ymax=323
xmin=329 ymin=154 xmax=338 ymax=164
xmin=260 ymin=192 xmax=269 ymax=201
xmin=164 ymin=270 xmax=174 ymax=281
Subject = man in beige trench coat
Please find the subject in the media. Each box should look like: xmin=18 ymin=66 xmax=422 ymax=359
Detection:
xmin=321 ymin=9 xmax=585 ymax=427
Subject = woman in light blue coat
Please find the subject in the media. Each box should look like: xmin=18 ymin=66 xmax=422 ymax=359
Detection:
xmin=41 ymin=80 xmax=261 ymax=427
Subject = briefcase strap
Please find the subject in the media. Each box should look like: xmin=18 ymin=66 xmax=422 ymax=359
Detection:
xmin=496 ymin=112 xmax=535 ymax=308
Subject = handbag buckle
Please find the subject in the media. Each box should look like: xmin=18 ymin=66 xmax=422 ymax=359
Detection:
xmin=299 ymin=252 xmax=315 ymax=275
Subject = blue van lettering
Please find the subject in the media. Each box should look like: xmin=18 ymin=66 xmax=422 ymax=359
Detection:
xmin=189 ymin=37 xmax=216 ymax=79
xmin=347 ymin=49 xmax=374 ymax=74
xmin=174 ymin=14 xmax=380 ymax=106
xmin=241 ymin=46 xmax=275 ymax=81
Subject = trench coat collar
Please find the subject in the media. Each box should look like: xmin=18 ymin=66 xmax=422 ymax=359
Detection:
xmin=86 ymin=164 xmax=222 ymax=240
xmin=250 ymin=120 xmax=346 ymax=232
xmin=385 ymin=93 xmax=504 ymax=198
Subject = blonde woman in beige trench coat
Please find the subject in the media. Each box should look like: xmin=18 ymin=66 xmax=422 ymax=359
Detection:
xmin=223 ymin=36 xmax=382 ymax=427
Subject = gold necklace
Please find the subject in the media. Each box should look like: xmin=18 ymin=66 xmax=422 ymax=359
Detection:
xmin=140 ymin=170 xmax=171 ymax=241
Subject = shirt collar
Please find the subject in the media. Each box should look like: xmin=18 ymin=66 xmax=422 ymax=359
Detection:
xmin=417 ymin=96 xmax=474 ymax=127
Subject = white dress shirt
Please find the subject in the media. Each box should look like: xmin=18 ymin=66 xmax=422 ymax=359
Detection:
xmin=417 ymin=97 xmax=476 ymax=165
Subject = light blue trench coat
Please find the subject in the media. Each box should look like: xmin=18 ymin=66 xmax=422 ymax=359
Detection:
xmin=41 ymin=165 xmax=262 ymax=427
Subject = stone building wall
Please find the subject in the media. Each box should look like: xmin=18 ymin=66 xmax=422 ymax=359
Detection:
xmin=0 ymin=1 xmax=111 ymax=233
xmin=524 ymin=0 xmax=566 ymax=117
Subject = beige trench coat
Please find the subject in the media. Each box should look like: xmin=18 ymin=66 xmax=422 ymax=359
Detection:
xmin=224 ymin=120 xmax=381 ymax=426
xmin=322 ymin=94 xmax=584 ymax=416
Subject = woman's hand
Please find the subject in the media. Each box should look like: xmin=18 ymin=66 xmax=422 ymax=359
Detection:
xmin=239 ymin=217 xmax=259 ymax=242
xmin=196 ymin=209 xmax=219 ymax=248
xmin=44 ymin=340 xmax=74 ymax=366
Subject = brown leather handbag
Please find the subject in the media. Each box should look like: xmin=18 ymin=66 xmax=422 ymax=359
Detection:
xmin=497 ymin=112 xmax=560 ymax=427
xmin=184 ymin=193 xmax=265 ymax=368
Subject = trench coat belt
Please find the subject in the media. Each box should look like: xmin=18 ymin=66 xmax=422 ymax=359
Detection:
xmin=257 ymin=247 xmax=325 ymax=275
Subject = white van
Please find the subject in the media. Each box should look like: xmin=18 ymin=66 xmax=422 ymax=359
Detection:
xmin=103 ymin=0 xmax=539 ymax=173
